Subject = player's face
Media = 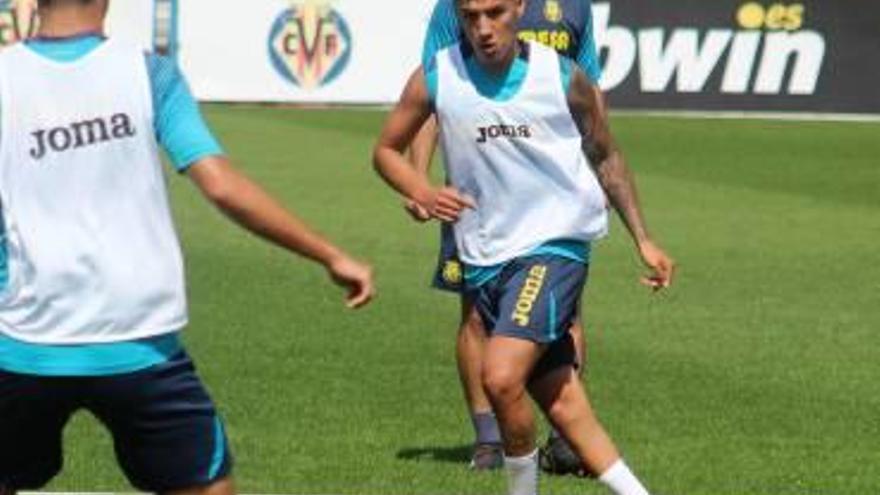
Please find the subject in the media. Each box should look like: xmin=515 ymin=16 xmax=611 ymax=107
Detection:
xmin=457 ymin=0 xmax=524 ymax=71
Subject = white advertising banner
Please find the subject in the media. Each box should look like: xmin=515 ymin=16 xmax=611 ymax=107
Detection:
xmin=178 ymin=0 xmax=435 ymax=103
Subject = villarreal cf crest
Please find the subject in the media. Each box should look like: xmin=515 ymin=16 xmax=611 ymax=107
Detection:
xmin=543 ymin=0 xmax=563 ymax=23
xmin=0 ymin=0 xmax=38 ymax=46
xmin=268 ymin=0 xmax=352 ymax=90
xmin=442 ymin=260 xmax=463 ymax=285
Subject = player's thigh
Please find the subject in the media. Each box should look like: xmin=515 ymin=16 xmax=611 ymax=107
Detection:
xmin=492 ymin=257 xmax=585 ymax=342
xmin=459 ymin=291 xmax=488 ymax=336
xmin=492 ymin=256 xmax=586 ymax=380
xmin=484 ymin=334 xmax=545 ymax=384
xmin=86 ymin=351 xmax=233 ymax=493
xmin=0 ymin=371 xmax=77 ymax=489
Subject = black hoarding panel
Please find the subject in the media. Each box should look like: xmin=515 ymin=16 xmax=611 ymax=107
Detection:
xmin=596 ymin=1 xmax=880 ymax=113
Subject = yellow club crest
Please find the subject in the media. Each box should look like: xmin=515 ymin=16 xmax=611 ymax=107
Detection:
xmin=442 ymin=260 xmax=463 ymax=284
xmin=268 ymin=0 xmax=353 ymax=90
xmin=543 ymin=0 xmax=563 ymax=23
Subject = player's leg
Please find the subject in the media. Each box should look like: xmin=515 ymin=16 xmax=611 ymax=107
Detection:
xmin=457 ymin=296 xmax=503 ymax=469
xmin=477 ymin=255 xmax=581 ymax=495
xmin=482 ymin=334 xmax=545 ymax=495
xmin=87 ymin=350 xmax=235 ymax=495
xmin=539 ymin=316 xmax=588 ymax=476
xmin=529 ymin=366 xmax=651 ymax=495
xmin=483 ymin=335 xmax=544 ymax=454
xmin=0 ymin=370 xmax=78 ymax=492
xmin=433 ymin=223 xmax=502 ymax=469
xmin=524 ymin=260 xmax=652 ymax=495
xmin=530 ymin=366 xmax=618 ymax=474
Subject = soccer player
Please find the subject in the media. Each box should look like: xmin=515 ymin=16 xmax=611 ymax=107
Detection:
xmin=0 ymin=1 xmax=373 ymax=494
xmin=374 ymin=0 xmax=673 ymax=493
xmin=411 ymin=0 xmax=605 ymax=472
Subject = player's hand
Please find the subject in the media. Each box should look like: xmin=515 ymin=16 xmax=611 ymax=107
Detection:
xmin=423 ymin=186 xmax=476 ymax=223
xmin=403 ymin=198 xmax=432 ymax=222
xmin=637 ymin=239 xmax=675 ymax=291
xmin=326 ymin=255 xmax=374 ymax=309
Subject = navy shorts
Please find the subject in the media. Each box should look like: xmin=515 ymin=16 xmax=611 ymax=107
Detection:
xmin=0 ymin=351 xmax=232 ymax=492
xmin=469 ymin=255 xmax=587 ymax=379
xmin=431 ymin=223 xmax=464 ymax=293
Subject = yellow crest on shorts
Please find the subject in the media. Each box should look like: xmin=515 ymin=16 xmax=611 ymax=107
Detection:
xmin=543 ymin=0 xmax=563 ymax=23
xmin=442 ymin=260 xmax=462 ymax=284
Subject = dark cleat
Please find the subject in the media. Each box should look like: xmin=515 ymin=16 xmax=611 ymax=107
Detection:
xmin=469 ymin=442 xmax=504 ymax=471
xmin=539 ymin=435 xmax=588 ymax=477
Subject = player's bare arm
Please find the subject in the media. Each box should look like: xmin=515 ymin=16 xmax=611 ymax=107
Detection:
xmin=409 ymin=115 xmax=439 ymax=178
xmin=373 ymin=67 xmax=475 ymax=223
xmin=187 ymin=155 xmax=374 ymax=308
xmin=567 ymin=67 xmax=675 ymax=289
xmin=403 ymin=116 xmax=440 ymax=222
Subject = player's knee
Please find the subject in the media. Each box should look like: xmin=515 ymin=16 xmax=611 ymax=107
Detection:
xmin=482 ymin=366 xmax=525 ymax=404
xmin=544 ymin=395 xmax=577 ymax=425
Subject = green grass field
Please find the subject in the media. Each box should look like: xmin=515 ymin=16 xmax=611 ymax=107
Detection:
xmin=49 ymin=107 xmax=880 ymax=494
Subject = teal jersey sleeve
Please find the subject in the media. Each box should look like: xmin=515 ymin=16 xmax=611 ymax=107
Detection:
xmin=575 ymin=1 xmax=602 ymax=83
xmin=146 ymin=54 xmax=224 ymax=172
xmin=559 ymin=56 xmax=573 ymax=95
xmin=422 ymin=0 xmax=461 ymax=67
xmin=425 ymin=55 xmax=439 ymax=105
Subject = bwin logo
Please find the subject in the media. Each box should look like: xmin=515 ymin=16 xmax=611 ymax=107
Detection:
xmin=476 ymin=124 xmax=532 ymax=144
xmin=29 ymin=113 xmax=136 ymax=161
xmin=594 ymin=2 xmax=826 ymax=95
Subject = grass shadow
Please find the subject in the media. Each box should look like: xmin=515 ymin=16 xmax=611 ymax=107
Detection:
xmin=396 ymin=444 xmax=473 ymax=465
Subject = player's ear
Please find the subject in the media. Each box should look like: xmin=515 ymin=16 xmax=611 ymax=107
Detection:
xmin=513 ymin=0 xmax=525 ymax=17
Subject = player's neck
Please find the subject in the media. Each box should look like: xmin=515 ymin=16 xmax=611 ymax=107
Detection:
xmin=36 ymin=8 xmax=105 ymax=39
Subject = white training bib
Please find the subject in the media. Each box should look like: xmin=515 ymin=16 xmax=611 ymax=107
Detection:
xmin=434 ymin=41 xmax=608 ymax=267
xmin=0 ymin=39 xmax=188 ymax=344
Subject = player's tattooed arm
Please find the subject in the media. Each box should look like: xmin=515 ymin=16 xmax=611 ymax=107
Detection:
xmin=568 ymin=67 xmax=649 ymax=243
xmin=567 ymin=67 xmax=675 ymax=289
xmin=374 ymin=67 xmax=474 ymax=223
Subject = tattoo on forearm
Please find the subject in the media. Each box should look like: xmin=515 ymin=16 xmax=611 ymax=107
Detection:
xmin=582 ymin=135 xmax=605 ymax=167
xmin=595 ymin=153 xmax=649 ymax=242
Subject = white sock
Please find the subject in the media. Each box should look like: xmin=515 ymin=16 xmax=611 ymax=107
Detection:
xmin=505 ymin=448 xmax=539 ymax=495
xmin=598 ymin=459 xmax=650 ymax=495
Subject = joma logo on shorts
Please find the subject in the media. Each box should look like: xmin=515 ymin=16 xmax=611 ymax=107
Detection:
xmin=511 ymin=265 xmax=547 ymax=327
xmin=29 ymin=113 xmax=137 ymax=161
xmin=476 ymin=124 xmax=532 ymax=143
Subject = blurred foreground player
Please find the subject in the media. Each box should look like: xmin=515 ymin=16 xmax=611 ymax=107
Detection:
xmin=0 ymin=1 xmax=373 ymax=494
